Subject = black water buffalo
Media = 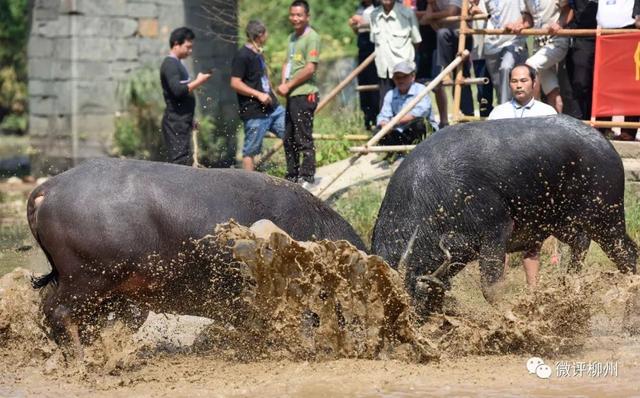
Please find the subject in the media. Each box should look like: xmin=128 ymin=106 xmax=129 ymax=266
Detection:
xmin=27 ymin=158 xmax=365 ymax=354
xmin=372 ymin=115 xmax=638 ymax=314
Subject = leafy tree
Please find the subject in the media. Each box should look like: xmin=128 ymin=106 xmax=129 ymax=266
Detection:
xmin=0 ymin=0 xmax=29 ymax=133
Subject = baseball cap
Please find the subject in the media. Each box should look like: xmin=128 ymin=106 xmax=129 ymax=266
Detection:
xmin=392 ymin=60 xmax=416 ymax=75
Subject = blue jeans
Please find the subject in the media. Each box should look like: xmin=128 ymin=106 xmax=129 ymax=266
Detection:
xmin=242 ymin=105 xmax=285 ymax=157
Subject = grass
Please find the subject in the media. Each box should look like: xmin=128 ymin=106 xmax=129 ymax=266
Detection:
xmin=329 ymin=179 xmax=387 ymax=247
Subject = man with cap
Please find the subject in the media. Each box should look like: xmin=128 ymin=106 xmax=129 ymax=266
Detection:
xmin=375 ymin=60 xmax=437 ymax=150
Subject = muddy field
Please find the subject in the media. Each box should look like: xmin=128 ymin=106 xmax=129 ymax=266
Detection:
xmin=1 ymin=180 xmax=640 ymax=397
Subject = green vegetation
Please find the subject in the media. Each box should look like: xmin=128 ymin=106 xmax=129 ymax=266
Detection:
xmin=113 ymin=67 xmax=165 ymax=160
xmin=0 ymin=0 xmax=28 ymax=134
xmin=238 ymin=0 xmax=357 ymax=77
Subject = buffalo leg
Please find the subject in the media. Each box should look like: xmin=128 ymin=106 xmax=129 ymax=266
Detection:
xmin=479 ymin=221 xmax=513 ymax=304
xmin=557 ymin=231 xmax=590 ymax=273
xmin=597 ymin=233 xmax=638 ymax=274
xmin=42 ymin=286 xmax=84 ymax=360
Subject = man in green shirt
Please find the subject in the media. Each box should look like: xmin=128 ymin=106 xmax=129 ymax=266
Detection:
xmin=277 ymin=0 xmax=320 ymax=187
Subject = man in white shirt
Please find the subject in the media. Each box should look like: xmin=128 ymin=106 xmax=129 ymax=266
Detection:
xmin=488 ymin=63 xmax=556 ymax=287
xmin=370 ymin=0 xmax=422 ymax=105
xmin=488 ymin=64 xmax=557 ymax=120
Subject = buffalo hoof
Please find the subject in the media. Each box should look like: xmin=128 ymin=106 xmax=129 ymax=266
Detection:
xmin=481 ymin=279 xmax=507 ymax=306
xmin=413 ymin=275 xmax=446 ymax=318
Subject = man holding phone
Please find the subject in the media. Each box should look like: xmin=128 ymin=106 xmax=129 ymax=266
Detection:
xmin=160 ymin=27 xmax=211 ymax=165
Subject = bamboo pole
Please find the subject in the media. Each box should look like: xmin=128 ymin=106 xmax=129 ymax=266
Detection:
xmin=264 ymin=133 xmax=370 ymax=141
xmin=315 ymin=51 xmax=376 ymax=114
xmin=255 ymin=140 xmax=284 ymax=168
xmin=452 ymin=0 xmax=470 ymax=123
xmin=357 ymin=77 xmax=488 ymax=91
xmin=462 ymin=28 xmax=640 ymax=36
xmin=351 ymin=119 xmax=640 ymax=154
xmin=439 ymin=13 xmax=488 ymax=22
xmin=587 ymin=120 xmax=640 ymax=129
xmin=457 ymin=115 xmax=640 ymax=129
xmin=317 ymin=52 xmax=469 ymax=197
xmin=350 ymin=145 xmax=415 ymax=153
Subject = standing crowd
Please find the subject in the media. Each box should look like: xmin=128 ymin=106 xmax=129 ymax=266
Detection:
xmin=352 ymin=0 xmax=640 ymax=134
xmin=159 ymin=0 xmax=640 ymax=189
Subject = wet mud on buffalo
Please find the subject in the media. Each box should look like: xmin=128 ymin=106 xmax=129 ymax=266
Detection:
xmin=26 ymin=158 xmax=366 ymax=358
xmin=372 ymin=115 xmax=638 ymax=316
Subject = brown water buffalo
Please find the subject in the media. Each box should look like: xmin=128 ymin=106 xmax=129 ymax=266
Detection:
xmin=27 ymin=158 xmax=365 ymax=356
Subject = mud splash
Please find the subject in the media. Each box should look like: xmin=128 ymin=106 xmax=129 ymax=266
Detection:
xmin=0 ymin=268 xmax=55 ymax=357
xmin=194 ymin=220 xmax=436 ymax=362
xmin=1 ymin=221 xmax=640 ymax=378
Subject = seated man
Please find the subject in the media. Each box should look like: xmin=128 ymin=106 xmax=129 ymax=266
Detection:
xmin=376 ymin=60 xmax=437 ymax=149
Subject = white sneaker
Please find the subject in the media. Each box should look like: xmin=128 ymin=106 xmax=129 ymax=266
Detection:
xmin=300 ymin=176 xmax=322 ymax=191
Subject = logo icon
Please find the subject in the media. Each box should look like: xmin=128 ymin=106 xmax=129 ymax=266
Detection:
xmin=635 ymin=42 xmax=640 ymax=80
xmin=527 ymin=357 xmax=552 ymax=379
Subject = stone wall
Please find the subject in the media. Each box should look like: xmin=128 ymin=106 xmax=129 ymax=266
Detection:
xmin=28 ymin=0 xmax=238 ymax=174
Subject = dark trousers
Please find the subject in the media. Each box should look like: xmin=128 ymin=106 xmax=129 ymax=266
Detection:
xmin=284 ymin=94 xmax=317 ymax=181
xmin=416 ymin=25 xmax=437 ymax=80
xmin=436 ymin=28 xmax=474 ymax=116
xmin=357 ymin=33 xmax=380 ymax=130
xmin=161 ymin=111 xmax=193 ymax=166
xmin=378 ymin=119 xmax=427 ymax=147
xmin=473 ymin=59 xmax=493 ymax=117
xmin=566 ymin=37 xmax=595 ymax=120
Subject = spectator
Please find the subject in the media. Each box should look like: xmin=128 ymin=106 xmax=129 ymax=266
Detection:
xmin=474 ymin=0 xmax=529 ymax=105
xmin=415 ymin=0 xmax=447 ymax=125
xmin=565 ymin=0 xmax=598 ymax=121
xmin=510 ymin=0 xmax=572 ymax=113
xmin=230 ymin=20 xmax=285 ymax=171
xmin=160 ymin=27 xmax=211 ymax=165
xmin=376 ymin=60 xmax=437 ymax=151
xmin=469 ymin=0 xmax=493 ymax=117
xmin=277 ymin=0 xmax=321 ymax=187
xmin=349 ymin=0 xmax=380 ymax=131
xmin=414 ymin=1 xmax=437 ymax=84
xmin=487 ymin=64 xmax=556 ymax=287
xmin=421 ymin=0 xmax=474 ymax=120
xmin=596 ymin=0 xmax=640 ymax=141
xmin=370 ymin=0 xmax=422 ymax=106
xmin=488 ymin=64 xmax=557 ymax=120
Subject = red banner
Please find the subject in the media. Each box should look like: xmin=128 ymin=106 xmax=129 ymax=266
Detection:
xmin=592 ymin=32 xmax=640 ymax=117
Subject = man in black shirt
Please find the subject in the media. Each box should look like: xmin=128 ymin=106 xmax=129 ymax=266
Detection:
xmin=230 ymin=20 xmax=285 ymax=171
xmin=160 ymin=27 xmax=211 ymax=165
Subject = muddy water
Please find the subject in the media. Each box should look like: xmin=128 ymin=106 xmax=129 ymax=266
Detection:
xmin=1 ymin=221 xmax=639 ymax=397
